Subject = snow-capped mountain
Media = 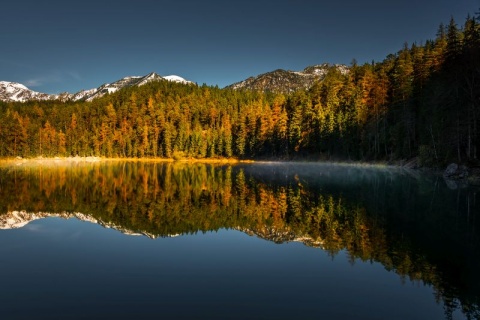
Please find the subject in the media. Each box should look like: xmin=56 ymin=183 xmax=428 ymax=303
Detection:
xmin=226 ymin=63 xmax=349 ymax=93
xmin=0 ymin=81 xmax=69 ymax=102
xmin=75 ymin=73 xmax=192 ymax=102
xmin=0 ymin=72 xmax=193 ymax=103
xmin=74 ymin=72 xmax=165 ymax=101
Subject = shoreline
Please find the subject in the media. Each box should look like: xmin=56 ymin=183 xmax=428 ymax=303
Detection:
xmin=0 ymin=156 xmax=251 ymax=167
xmin=1 ymin=156 xmax=479 ymax=187
xmin=0 ymin=156 xmax=444 ymax=168
xmin=0 ymin=156 xmax=400 ymax=167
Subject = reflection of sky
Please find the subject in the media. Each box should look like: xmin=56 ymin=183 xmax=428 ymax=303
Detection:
xmin=0 ymin=218 xmax=446 ymax=319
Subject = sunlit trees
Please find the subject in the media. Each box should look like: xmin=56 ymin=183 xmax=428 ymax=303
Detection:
xmin=0 ymin=110 xmax=28 ymax=157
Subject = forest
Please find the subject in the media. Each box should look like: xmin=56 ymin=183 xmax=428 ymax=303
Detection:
xmin=0 ymin=14 xmax=479 ymax=167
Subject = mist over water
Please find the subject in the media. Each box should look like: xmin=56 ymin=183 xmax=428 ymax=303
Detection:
xmin=0 ymin=161 xmax=478 ymax=319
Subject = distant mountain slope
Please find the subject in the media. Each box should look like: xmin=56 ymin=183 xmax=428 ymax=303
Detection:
xmin=226 ymin=63 xmax=349 ymax=93
xmin=0 ymin=73 xmax=192 ymax=103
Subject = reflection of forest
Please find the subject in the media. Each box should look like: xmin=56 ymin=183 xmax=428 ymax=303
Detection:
xmin=0 ymin=162 xmax=478 ymax=318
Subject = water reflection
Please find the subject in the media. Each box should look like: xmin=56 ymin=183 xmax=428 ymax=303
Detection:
xmin=0 ymin=161 xmax=478 ymax=318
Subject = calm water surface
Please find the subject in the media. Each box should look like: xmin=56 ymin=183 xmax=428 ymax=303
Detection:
xmin=0 ymin=162 xmax=478 ymax=319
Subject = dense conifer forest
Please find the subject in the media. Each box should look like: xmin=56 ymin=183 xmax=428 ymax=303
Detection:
xmin=1 ymin=14 xmax=479 ymax=166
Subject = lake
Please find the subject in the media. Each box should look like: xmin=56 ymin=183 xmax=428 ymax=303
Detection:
xmin=0 ymin=161 xmax=478 ymax=319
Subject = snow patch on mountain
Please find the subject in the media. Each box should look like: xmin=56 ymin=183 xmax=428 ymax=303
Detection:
xmin=164 ymin=75 xmax=192 ymax=84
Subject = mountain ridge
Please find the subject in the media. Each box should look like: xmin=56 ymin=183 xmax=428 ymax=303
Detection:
xmin=0 ymin=64 xmax=350 ymax=103
xmin=226 ymin=63 xmax=349 ymax=93
xmin=0 ymin=72 xmax=192 ymax=103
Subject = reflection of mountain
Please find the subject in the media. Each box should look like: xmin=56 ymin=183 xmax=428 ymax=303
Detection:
xmin=239 ymin=226 xmax=325 ymax=248
xmin=0 ymin=162 xmax=479 ymax=318
xmin=0 ymin=210 xmax=159 ymax=238
xmin=0 ymin=211 xmax=324 ymax=248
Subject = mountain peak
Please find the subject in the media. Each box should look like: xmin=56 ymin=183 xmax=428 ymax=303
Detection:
xmin=145 ymin=71 xmax=160 ymax=77
xmin=0 ymin=81 xmax=29 ymax=91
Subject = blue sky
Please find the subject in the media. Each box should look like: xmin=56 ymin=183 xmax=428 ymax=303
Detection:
xmin=1 ymin=0 xmax=479 ymax=94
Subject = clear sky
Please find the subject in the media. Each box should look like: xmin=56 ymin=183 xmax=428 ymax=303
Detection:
xmin=1 ymin=0 xmax=479 ymax=94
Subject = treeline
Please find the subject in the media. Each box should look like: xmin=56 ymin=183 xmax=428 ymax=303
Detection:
xmin=0 ymin=14 xmax=479 ymax=166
